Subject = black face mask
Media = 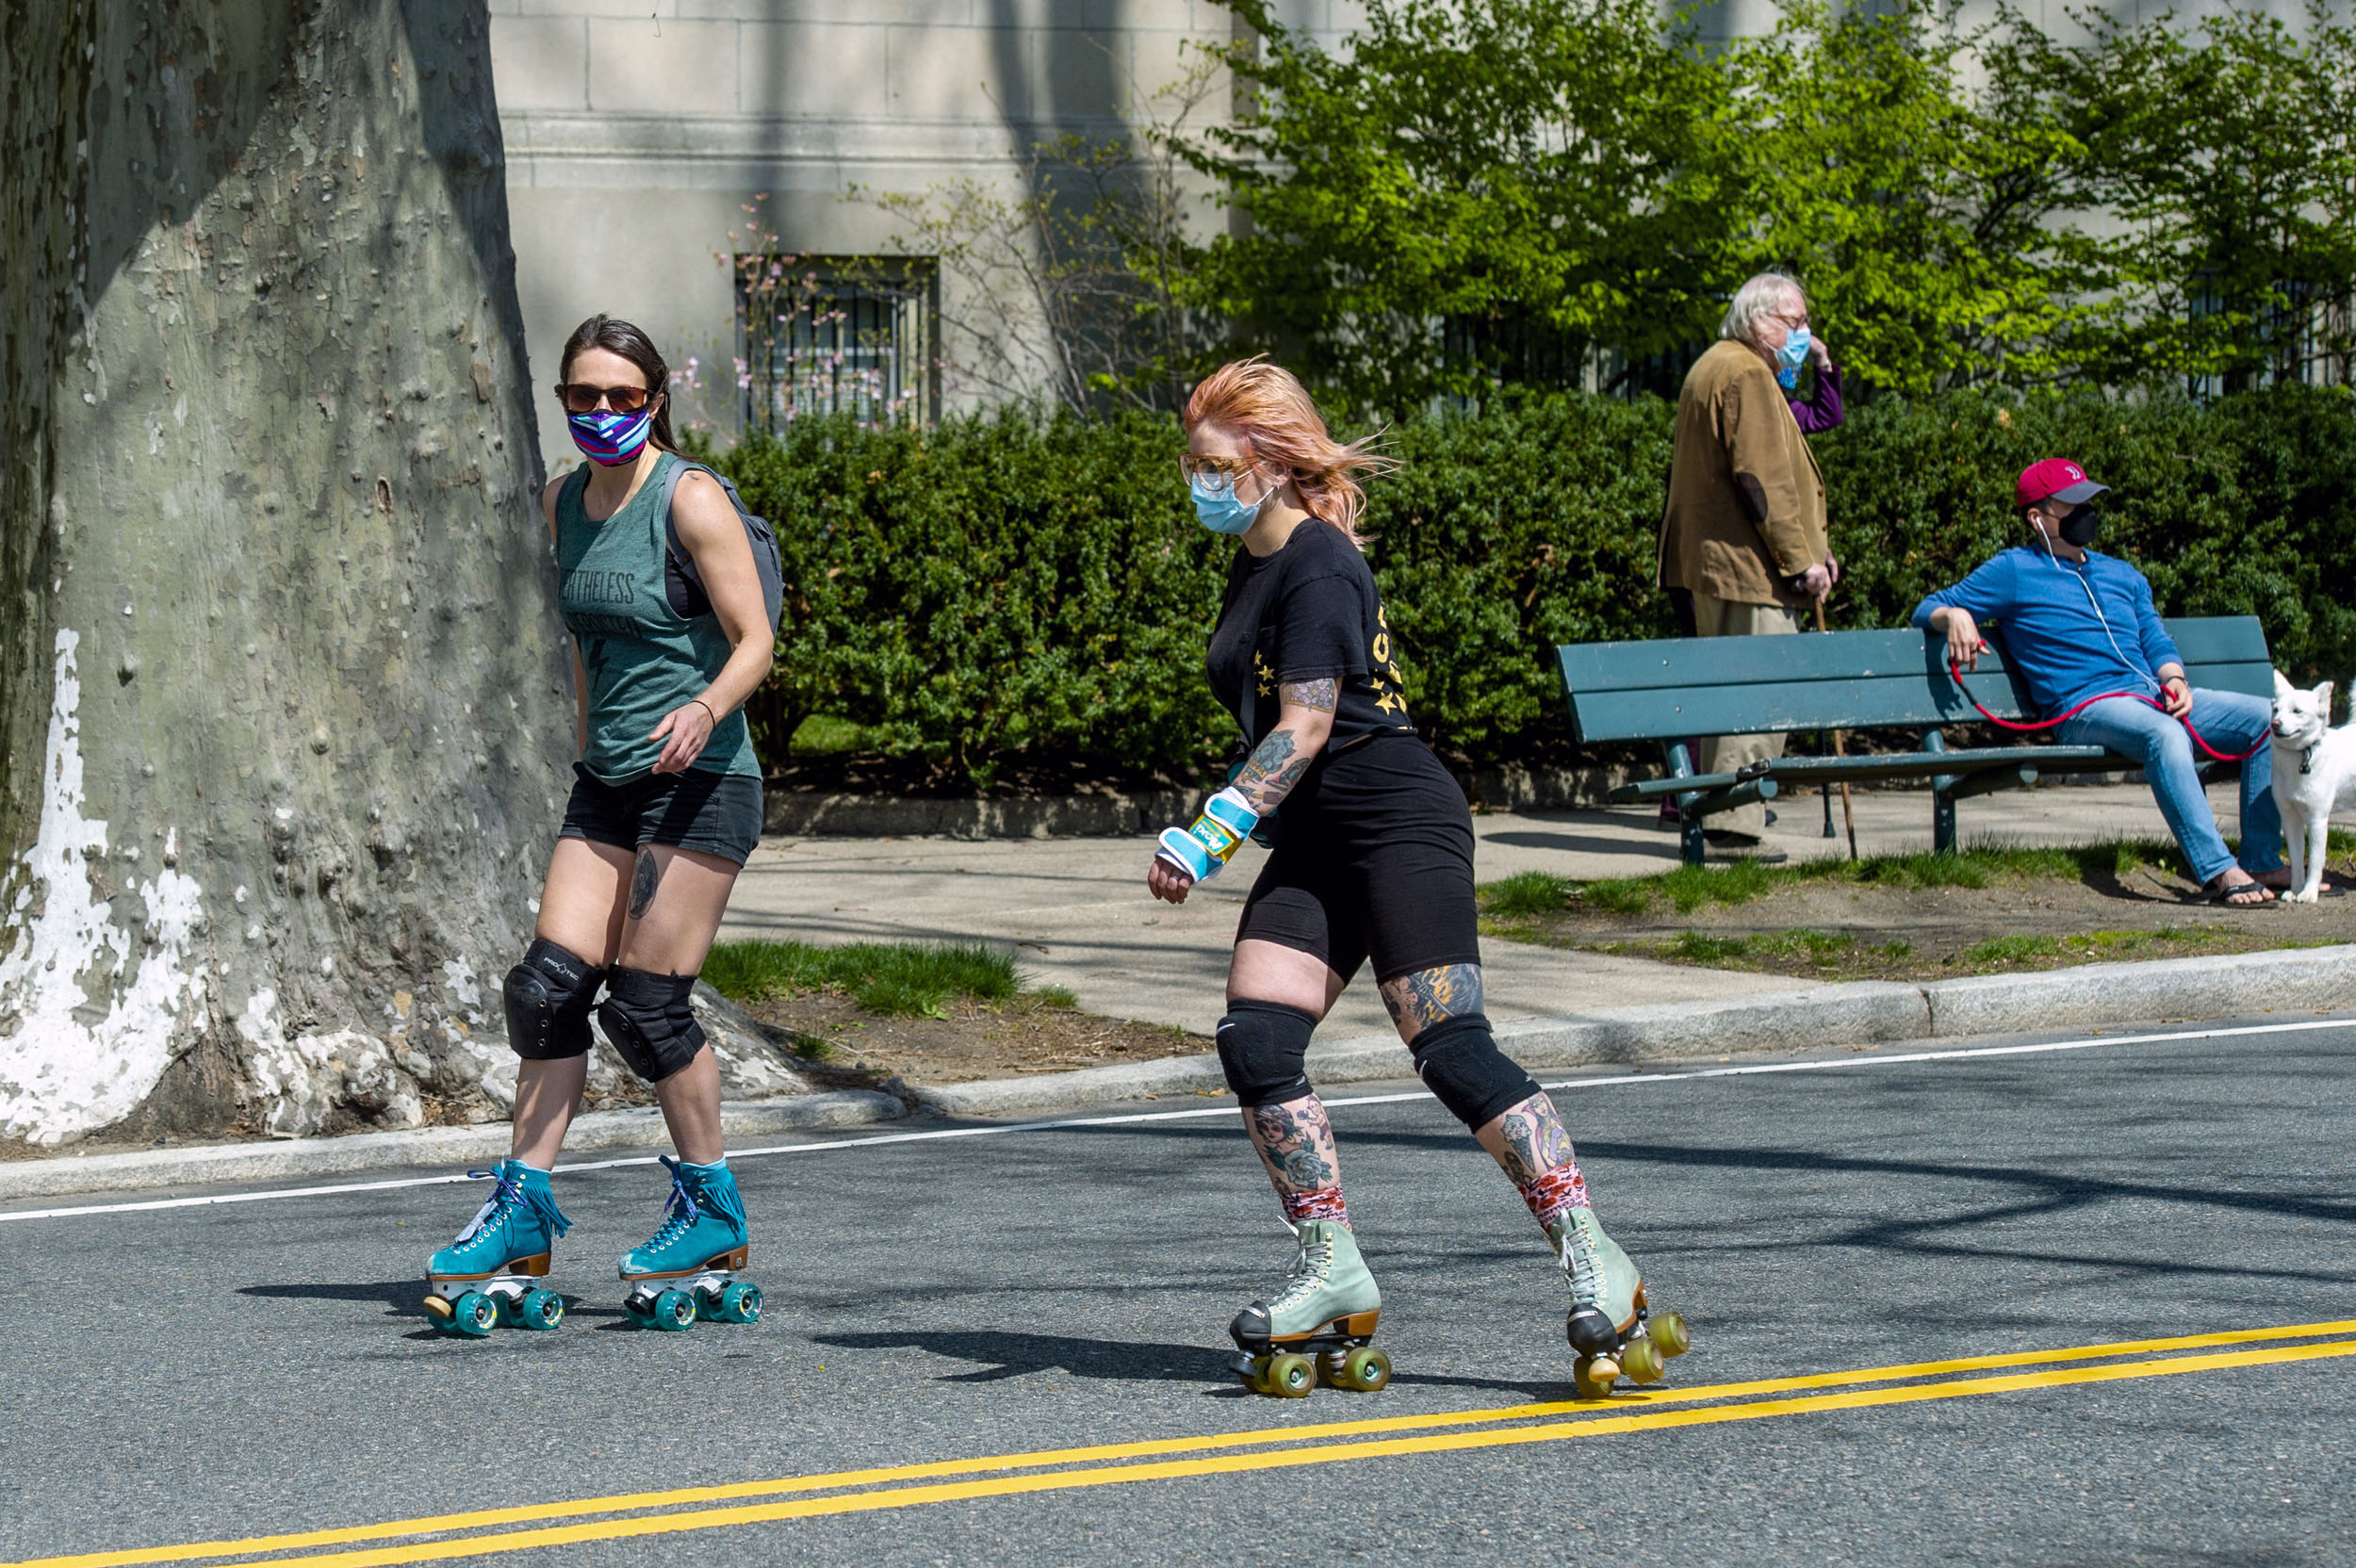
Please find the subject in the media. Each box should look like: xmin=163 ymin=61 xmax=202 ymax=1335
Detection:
xmin=2056 ymin=507 xmax=2101 ymax=547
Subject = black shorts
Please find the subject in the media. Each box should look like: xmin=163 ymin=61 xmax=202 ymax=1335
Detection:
xmin=559 ymin=762 xmax=765 ymax=866
xmin=1235 ymin=736 xmax=1481 ymax=984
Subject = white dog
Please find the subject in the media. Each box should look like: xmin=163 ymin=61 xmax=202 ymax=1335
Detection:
xmin=2270 ymin=671 xmax=2356 ymax=903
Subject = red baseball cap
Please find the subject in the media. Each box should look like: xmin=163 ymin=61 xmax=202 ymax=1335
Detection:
xmin=2015 ymin=458 xmax=2109 ymax=510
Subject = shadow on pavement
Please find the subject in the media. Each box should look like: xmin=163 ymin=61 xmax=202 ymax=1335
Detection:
xmin=240 ymin=1279 xmax=428 ymax=1316
xmin=813 ymin=1328 xmax=1227 ymax=1383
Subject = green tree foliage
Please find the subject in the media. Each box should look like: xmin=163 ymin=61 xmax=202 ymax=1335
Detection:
xmin=1189 ymin=0 xmax=1731 ymax=413
xmin=2025 ymin=2 xmax=2356 ymax=390
xmin=720 ymin=387 xmax=2356 ymax=784
xmin=1184 ymin=0 xmax=2356 ymax=407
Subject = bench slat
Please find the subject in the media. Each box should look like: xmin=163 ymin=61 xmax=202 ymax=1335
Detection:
xmin=1610 ymin=745 xmax=2121 ymax=797
xmin=1558 ymin=616 xmax=2272 ymax=742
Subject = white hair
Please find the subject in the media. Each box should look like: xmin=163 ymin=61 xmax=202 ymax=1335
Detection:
xmin=1720 ymin=273 xmax=1805 ymax=345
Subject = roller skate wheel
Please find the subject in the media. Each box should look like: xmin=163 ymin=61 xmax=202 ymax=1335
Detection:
xmin=1572 ymin=1355 xmax=1616 ymax=1398
xmin=517 ymin=1288 xmax=565 ymax=1331
xmin=1237 ymin=1355 xmax=1273 ymax=1395
xmin=1620 ymin=1337 xmax=1666 ymax=1384
xmin=1651 ymin=1311 xmax=1691 ymax=1358
xmin=1265 ymin=1352 xmax=1316 ymax=1399
xmin=650 ymin=1288 xmax=696 ymax=1331
xmin=450 ymin=1292 xmax=498 ymax=1338
xmin=623 ymin=1293 xmax=655 ymax=1330
xmin=718 ymin=1282 xmax=761 ymax=1325
xmin=1317 ymin=1349 xmax=1350 ymax=1387
xmin=694 ymin=1282 xmax=727 ymax=1322
xmin=1340 ymin=1346 xmax=1392 ymax=1394
xmin=494 ymin=1292 xmax=525 ymax=1329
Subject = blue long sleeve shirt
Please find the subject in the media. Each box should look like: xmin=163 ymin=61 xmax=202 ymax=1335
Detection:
xmin=1910 ymin=547 xmax=2183 ymax=719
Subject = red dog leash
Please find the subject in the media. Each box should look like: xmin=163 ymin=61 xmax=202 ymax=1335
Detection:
xmin=1944 ymin=658 xmax=2266 ymax=762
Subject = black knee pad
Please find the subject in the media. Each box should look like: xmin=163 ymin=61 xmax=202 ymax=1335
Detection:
xmin=597 ymin=968 xmax=707 ymax=1083
xmin=503 ymin=939 xmax=606 ymax=1061
xmin=1409 ymin=1012 xmax=1541 ymax=1130
xmin=1216 ymin=1000 xmax=1319 ymax=1107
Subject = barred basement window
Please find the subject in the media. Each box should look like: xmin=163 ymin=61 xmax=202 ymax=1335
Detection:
xmin=737 ymin=257 xmax=939 ymax=431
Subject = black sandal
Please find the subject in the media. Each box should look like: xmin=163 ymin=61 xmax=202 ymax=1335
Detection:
xmin=2206 ymin=876 xmax=2281 ymax=907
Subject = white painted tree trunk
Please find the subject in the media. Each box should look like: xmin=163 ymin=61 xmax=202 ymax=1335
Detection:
xmin=0 ymin=0 xmax=577 ymax=1145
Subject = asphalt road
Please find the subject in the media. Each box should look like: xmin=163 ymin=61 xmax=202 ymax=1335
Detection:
xmin=4 ymin=1014 xmax=2353 ymax=1567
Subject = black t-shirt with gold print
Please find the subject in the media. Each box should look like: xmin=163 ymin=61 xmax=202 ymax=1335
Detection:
xmin=1205 ymin=518 xmax=1415 ymax=753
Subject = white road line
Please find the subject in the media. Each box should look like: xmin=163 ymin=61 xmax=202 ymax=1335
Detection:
xmin=1 ymin=1017 xmax=2344 ymax=1226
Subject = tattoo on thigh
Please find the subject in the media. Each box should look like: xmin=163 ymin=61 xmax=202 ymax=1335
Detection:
xmin=1381 ymin=963 xmax=1484 ymax=1033
xmin=629 ymin=847 xmax=659 ymax=919
xmin=1247 ymin=1098 xmax=1337 ymax=1193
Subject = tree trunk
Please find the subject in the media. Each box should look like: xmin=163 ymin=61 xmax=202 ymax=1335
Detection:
xmin=0 ymin=0 xmax=576 ymax=1145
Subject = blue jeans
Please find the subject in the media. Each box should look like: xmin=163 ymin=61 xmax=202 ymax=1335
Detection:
xmin=2056 ymin=688 xmax=2282 ymax=885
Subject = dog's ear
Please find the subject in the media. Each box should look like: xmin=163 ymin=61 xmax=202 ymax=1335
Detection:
xmin=2275 ymin=669 xmax=2297 ymax=699
xmin=2315 ymin=679 xmax=2335 ymax=713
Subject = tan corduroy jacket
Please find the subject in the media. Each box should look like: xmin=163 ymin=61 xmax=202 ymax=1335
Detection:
xmin=1656 ymin=338 xmax=1828 ymax=608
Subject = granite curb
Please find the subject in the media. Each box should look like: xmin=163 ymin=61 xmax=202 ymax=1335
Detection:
xmin=10 ymin=944 xmax=2349 ymax=1200
xmin=0 ymin=1090 xmax=905 ymax=1202
xmin=907 ymin=945 xmax=2356 ymax=1116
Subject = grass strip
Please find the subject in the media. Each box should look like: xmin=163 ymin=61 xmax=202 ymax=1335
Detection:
xmin=702 ymin=939 xmax=1022 ymax=1020
xmin=1480 ymin=829 xmax=2356 ymax=921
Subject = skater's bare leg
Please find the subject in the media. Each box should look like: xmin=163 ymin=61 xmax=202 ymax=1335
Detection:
xmin=614 ymin=843 xmax=741 ymax=1167
xmin=1227 ymin=939 xmax=1350 ymax=1222
xmin=509 ymin=837 xmax=633 ymax=1166
xmin=1475 ymin=1091 xmax=1591 ymax=1224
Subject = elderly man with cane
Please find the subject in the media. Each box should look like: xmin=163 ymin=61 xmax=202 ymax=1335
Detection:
xmin=1656 ymin=272 xmax=1841 ymax=859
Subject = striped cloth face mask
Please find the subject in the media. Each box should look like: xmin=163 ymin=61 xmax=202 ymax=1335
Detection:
xmin=567 ymin=406 xmax=652 ymax=466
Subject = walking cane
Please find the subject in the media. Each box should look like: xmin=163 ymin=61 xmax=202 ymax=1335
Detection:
xmin=1814 ymin=598 xmax=1858 ymax=860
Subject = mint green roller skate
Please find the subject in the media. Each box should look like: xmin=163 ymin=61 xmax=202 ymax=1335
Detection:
xmin=1227 ymin=1219 xmax=1389 ymax=1398
xmin=423 ymin=1159 xmax=571 ymax=1337
xmin=1551 ymin=1206 xmax=1689 ymax=1396
xmin=619 ymin=1157 xmax=760 ymax=1331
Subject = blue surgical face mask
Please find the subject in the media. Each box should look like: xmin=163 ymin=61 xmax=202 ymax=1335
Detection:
xmin=1775 ymin=325 xmax=1811 ymax=389
xmin=1189 ymin=472 xmax=1262 ymax=535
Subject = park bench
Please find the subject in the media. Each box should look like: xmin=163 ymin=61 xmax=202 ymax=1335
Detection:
xmin=1554 ymin=615 xmax=2275 ymax=865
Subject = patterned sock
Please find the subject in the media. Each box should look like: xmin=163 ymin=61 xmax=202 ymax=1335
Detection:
xmin=1520 ymin=1163 xmax=1591 ymax=1231
xmin=1282 ymin=1185 xmax=1350 ymax=1225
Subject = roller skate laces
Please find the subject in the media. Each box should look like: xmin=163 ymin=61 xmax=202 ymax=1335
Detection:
xmin=422 ymin=1160 xmax=571 ymax=1337
xmin=1547 ymin=1205 xmax=1690 ymax=1396
xmin=619 ymin=1157 xmax=760 ymax=1331
xmin=1227 ymin=1219 xmax=1389 ymax=1399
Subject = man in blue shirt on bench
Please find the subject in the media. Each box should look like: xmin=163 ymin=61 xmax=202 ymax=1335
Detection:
xmin=1913 ymin=459 xmax=2286 ymax=907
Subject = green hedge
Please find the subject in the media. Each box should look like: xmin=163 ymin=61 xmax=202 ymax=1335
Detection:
xmin=717 ymin=384 xmax=2356 ymax=784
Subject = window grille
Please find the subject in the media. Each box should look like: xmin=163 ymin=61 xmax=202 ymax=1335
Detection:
xmin=737 ymin=257 xmax=939 ymax=431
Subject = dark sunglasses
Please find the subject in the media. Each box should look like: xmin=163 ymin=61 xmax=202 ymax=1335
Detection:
xmin=557 ymin=382 xmax=652 ymax=415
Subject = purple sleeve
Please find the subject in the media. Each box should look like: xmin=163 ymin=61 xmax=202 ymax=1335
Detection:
xmin=1788 ymin=366 xmax=1844 ymax=434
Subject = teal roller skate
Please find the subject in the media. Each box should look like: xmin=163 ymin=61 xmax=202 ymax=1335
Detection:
xmin=1551 ymin=1205 xmax=1689 ymax=1396
xmin=619 ymin=1156 xmax=760 ymax=1331
xmin=423 ymin=1159 xmax=571 ymax=1337
xmin=1226 ymin=1219 xmax=1389 ymax=1398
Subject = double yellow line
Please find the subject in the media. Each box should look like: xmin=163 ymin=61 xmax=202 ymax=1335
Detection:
xmin=20 ymin=1318 xmax=2356 ymax=1568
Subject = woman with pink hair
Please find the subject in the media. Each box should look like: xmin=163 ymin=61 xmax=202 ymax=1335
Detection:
xmin=1150 ymin=359 xmax=1688 ymax=1398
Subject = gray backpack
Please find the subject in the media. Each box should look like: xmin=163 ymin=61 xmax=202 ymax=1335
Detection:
xmin=657 ymin=460 xmax=785 ymax=637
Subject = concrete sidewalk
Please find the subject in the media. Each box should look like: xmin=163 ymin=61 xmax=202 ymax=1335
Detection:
xmin=718 ymin=779 xmax=2285 ymax=1039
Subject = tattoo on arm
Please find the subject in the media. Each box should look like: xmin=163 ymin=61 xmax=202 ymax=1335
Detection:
xmin=1380 ymin=963 xmax=1485 ymax=1037
xmin=1246 ymin=1098 xmax=1339 ymax=1194
xmin=1233 ymin=727 xmax=1312 ymax=814
xmin=1278 ymin=678 xmax=1338 ymax=713
xmin=629 ymin=847 xmax=659 ymax=920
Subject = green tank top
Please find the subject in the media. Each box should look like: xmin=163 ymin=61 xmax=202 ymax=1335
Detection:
xmin=555 ymin=451 xmax=761 ymax=784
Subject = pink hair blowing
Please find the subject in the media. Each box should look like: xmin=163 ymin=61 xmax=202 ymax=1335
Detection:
xmin=1183 ymin=358 xmax=1393 ymax=547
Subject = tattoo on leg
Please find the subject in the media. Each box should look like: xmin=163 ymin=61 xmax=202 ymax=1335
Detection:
xmin=1380 ymin=963 xmax=1484 ymax=1035
xmin=629 ymin=847 xmax=659 ymax=919
xmin=1246 ymin=1095 xmax=1339 ymax=1194
xmin=1495 ymin=1093 xmax=1574 ymax=1185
